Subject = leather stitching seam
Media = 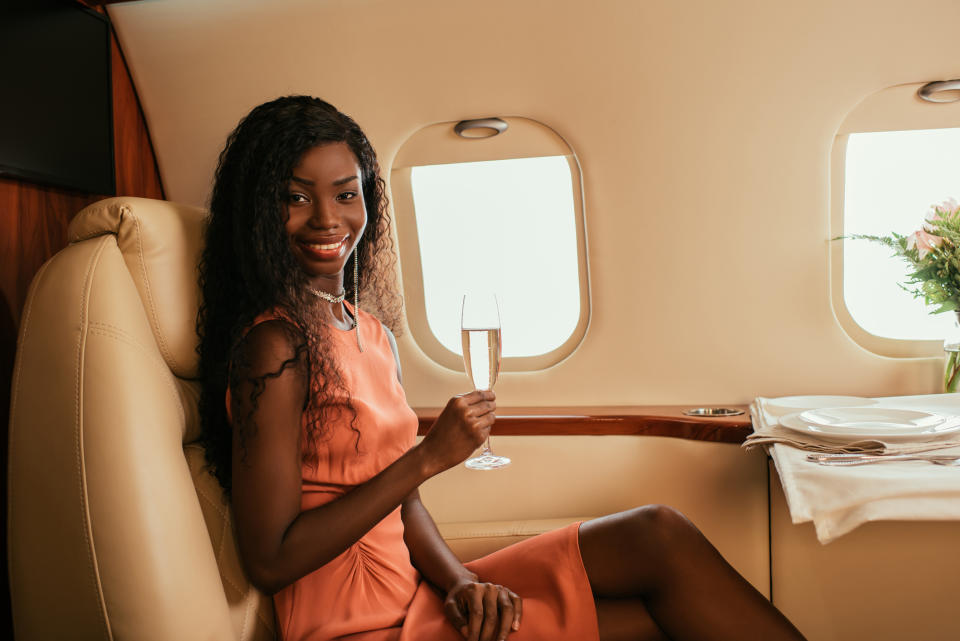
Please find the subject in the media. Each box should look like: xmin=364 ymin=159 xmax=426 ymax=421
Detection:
xmin=76 ymin=236 xmax=116 ymax=640
xmin=127 ymin=207 xmax=182 ymax=373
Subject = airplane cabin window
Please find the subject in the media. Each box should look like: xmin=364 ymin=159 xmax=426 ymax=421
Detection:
xmin=843 ymin=128 xmax=960 ymax=340
xmin=831 ymin=84 xmax=960 ymax=357
xmin=391 ymin=117 xmax=590 ymax=371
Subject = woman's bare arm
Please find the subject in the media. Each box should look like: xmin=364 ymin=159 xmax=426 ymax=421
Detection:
xmin=402 ymin=490 xmax=522 ymax=641
xmin=229 ymin=320 xmax=495 ymax=594
xmin=401 ymin=489 xmax=477 ymax=591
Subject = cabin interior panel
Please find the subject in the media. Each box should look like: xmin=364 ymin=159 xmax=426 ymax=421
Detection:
xmin=5 ymin=0 xmax=960 ymax=639
xmin=106 ymin=0 xmax=960 ymax=408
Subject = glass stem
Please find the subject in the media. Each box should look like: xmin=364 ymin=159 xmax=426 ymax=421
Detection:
xmin=480 ymin=435 xmax=493 ymax=454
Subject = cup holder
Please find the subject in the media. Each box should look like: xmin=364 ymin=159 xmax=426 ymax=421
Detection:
xmin=682 ymin=407 xmax=745 ymax=417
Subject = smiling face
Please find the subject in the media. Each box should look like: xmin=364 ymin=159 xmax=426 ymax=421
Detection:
xmin=284 ymin=142 xmax=367 ymax=295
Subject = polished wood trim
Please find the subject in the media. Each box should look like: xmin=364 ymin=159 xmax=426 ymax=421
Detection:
xmin=415 ymin=405 xmax=752 ymax=444
xmin=0 ymin=11 xmax=164 ymax=332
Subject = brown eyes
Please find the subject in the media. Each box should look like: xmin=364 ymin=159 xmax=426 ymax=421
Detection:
xmin=285 ymin=190 xmax=358 ymax=204
xmin=287 ymin=192 xmax=309 ymax=204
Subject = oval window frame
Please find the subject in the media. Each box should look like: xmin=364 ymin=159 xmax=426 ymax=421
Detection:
xmin=389 ymin=116 xmax=591 ymax=372
xmin=830 ymin=82 xmax=960 ymax=358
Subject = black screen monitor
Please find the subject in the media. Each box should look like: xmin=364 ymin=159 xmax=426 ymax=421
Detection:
xmin=0 ymin=0 xmax=115 ymax=195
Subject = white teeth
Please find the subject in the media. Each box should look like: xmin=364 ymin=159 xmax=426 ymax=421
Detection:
xmin=306 ymin=240 xmax=344 ymax=251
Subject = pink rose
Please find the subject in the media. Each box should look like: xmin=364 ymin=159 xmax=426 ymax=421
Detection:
xmin=907 ymin=229 xmax=943 ymax=259
xmin=937 ymin=197 xmax=960 ymax=216
xmin=927 ymin=197 xmax=960 ymax=225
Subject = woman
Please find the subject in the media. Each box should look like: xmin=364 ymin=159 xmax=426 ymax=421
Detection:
xmin=197 ymin=95 xmax=806 ymax=641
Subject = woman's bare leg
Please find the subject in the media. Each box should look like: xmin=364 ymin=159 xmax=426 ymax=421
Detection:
xmin=580 ymin=506 xmax=806 ymax=641
xmin=595 ymin=598 xmax=669 ymax=641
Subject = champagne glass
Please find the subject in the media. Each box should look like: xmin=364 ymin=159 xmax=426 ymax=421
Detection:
xmin=461 ymin=293 xmax=511 ymax=470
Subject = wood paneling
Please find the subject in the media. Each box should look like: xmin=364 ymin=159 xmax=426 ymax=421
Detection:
xmin=0 ymin=9 xmax=164 ymax=637
xmin=0 ymin=180 xmax=93 ymax=326
xmin=0 ymin=6 xmax=164 ymax=332
xmin=415 ymin=405 xmax=753 ymax=444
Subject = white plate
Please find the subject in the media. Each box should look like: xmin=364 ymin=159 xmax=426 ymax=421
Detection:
xmin=765 ymin=395 xmax=877 ymax=416
xmin=799 ymin=407 xmax=945 ymax=430
xmin=779 ymin=409 xmax=960 ymax=442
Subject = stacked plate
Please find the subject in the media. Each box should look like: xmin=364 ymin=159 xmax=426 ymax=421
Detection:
xmin=764 ymin=395 xmax=877 ymax=417
xmin=775 ymin=401 xmax=960 ymax=442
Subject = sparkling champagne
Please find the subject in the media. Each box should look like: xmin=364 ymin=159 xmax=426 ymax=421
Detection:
xmin=461 ymin=328 xmax=501 ymax=391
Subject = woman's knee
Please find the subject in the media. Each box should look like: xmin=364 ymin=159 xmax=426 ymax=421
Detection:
xmin=580 ymin=505 xmax=700 ymax=565
xmin=579 ymin=505 xmax=697 ymax=596
xmin=623 ymin=504 xmax=697 ymax=548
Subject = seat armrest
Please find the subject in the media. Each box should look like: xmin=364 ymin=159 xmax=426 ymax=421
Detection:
xmin=437 ymin=517 xmax=591 ymax=562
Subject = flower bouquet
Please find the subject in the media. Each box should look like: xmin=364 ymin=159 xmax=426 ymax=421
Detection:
xmin=842 ymin=198 xmax=960 ymax=392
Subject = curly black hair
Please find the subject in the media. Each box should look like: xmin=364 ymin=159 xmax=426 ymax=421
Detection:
xmin=197 ymin=95 xmax=402 ymax=494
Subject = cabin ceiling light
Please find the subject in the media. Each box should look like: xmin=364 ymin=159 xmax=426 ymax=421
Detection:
xmin=918 ymin=79 xmax=960 ymax=103
xmin=454 ymin=117 xmax=508 ymax=138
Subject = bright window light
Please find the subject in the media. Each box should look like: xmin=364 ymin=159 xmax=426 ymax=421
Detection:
xmin=411 ymin=156 xmax=580 ymax=357
xmin=843 ymin=128 xmax=960 ymax=339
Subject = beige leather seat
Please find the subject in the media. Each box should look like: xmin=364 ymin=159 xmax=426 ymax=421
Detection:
xmin=8 ymin=198 xmax=275 ymax=641
xmin=6 ymin=196 xmax=589 ymax=641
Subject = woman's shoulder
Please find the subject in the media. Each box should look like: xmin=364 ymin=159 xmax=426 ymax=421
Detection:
xmin=250 ymin=307 xmax=296 ymax=327
xmin=348 ymin=305 xmax=401 ymax=372
xmin=358 ymin=307 xmax=401 ymax=341
xmin=236 ymin=310 xmax=305 ymax=376
xmin=379 ymin=322 xmax=402 ymax=383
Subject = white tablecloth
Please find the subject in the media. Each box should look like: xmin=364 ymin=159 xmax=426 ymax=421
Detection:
xmin=752 ymin=393 xmax=960 ymax=543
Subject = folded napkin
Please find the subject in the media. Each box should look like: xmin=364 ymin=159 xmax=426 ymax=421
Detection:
xmin=749 ymin=393 xmax=960 ymax=543
xmin=743 ymin=398 xmax=960 ymax=455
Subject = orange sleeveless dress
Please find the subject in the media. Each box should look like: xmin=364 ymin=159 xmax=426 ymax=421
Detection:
xmin=245 ymin=306 xmax=599 ymax=641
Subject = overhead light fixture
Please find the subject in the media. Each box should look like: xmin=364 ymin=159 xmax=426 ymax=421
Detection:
xmin=918 ymin=79 xmax=960 ymax=103
xmin=454 ymin=117 xmax=508 ymax=138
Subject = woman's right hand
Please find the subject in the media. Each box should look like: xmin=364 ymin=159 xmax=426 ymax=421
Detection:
xmin=418 ymin=391 xmax=496 ymax=474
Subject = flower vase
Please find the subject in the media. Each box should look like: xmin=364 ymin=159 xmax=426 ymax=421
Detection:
xmin=944 ymin=311 xmax=960 ymax=393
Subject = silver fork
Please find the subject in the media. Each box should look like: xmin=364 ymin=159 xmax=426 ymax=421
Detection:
xmin=808 ymin=454 xmax=960 ymax=466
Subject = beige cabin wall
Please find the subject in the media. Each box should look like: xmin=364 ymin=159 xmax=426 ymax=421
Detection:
xmin=108 ymin=0 xmax=960 ymax=407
